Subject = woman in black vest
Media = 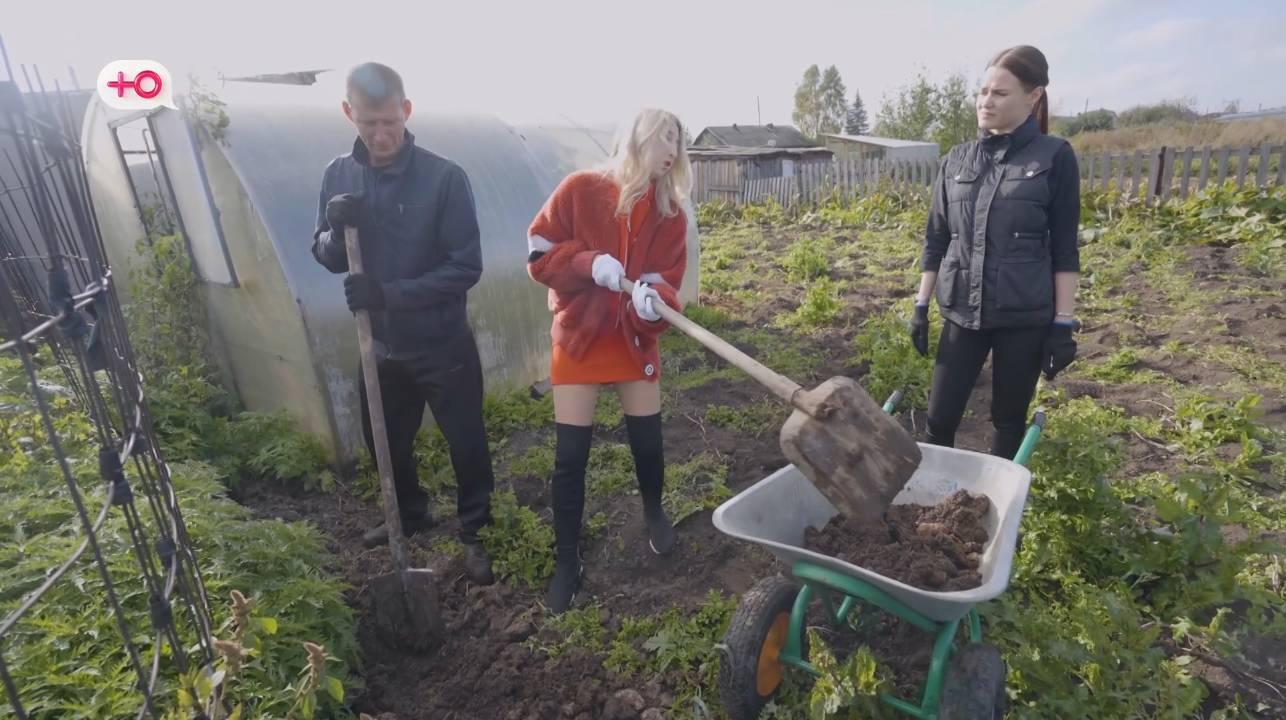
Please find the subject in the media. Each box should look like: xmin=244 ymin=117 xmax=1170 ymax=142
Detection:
xmin=908 ymin=45 xmax=1080 ymax=459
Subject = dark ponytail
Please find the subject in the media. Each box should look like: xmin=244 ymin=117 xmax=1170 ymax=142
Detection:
xmin=1034 ymin=91 xmax=1049 ymax=134
xmin=989 ymin=45 xmax=1050 ymax=134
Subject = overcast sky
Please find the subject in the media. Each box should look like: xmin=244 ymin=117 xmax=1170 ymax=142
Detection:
xmin=5 ymin=0 xmax=1284 ymax=134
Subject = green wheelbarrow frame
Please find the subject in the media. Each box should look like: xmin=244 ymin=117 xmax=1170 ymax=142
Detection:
xmin=722 ymin=390 xmax=1045 ymax=719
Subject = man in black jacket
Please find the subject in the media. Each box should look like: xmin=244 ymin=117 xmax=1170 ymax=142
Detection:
xmin=312 ymin=62 xmax=494 ymax=585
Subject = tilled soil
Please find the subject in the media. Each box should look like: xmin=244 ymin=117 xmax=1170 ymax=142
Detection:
xmin=238 ymin=236 xmax=1285 ymax=718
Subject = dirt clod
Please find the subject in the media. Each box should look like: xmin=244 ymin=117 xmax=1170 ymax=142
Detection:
xmin=804 ymin=490 xmax=992 ymax=591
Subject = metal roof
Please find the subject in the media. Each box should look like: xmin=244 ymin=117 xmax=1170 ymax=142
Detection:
xmin=822 ymin=133 xmax=938 ymax=148
xmin=687 ymin=145 xmax=833 ymax=159
xmin=694 ymin=124 xmax=816 ymax=148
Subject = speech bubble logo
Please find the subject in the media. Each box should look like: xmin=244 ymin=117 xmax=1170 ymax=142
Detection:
xmin=97 ymin=60 xmax=177 ymax=110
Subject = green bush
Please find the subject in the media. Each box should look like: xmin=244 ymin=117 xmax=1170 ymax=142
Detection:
xmin=850 ymin=306 xmax=935 ymax=410
xmin=479 ymin=491 xmax=556 ymax=588
xmin=0 ymin=439 xmax=357 ymax=718
xmin=1116 ymin=99 xmax=1198 ymax=127
xmin=779 ymin=278 xmax=842 ymax=329
xmin=780 ymin=236 xmax=834 ymax=282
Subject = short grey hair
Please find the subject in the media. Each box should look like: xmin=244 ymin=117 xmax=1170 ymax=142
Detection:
xmin=346 ymin=62 xmax=405 ymax=105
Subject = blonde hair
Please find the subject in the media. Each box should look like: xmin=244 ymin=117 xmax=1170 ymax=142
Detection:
xmin=604 ymin=108 xmax=692 ymax=218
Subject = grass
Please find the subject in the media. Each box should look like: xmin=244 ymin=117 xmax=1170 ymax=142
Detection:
xmin=1067 ymin=118 xmax=1286 ymax=155
xmin=705 ymin=400 xmax=787 ymax=438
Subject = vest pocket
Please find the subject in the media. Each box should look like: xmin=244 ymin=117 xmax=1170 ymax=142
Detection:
xmin=946 ymin=168 xmax=979 ymax=203
xmin=1003 ymin=231 xmax=1048 ymax=260
xmin=998 ymin=164 xmax=1051 ymax=202
xmin=936 ymin=259 xmax=966 ymax=308
xmin=995 ymin=258 xmax=1052 ymax=310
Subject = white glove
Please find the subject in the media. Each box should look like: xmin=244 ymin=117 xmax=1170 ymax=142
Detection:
xmin=632 ymin=281 xmax=663 ymax=322
xmin=591 ymin=254 xmax=625 ymax=291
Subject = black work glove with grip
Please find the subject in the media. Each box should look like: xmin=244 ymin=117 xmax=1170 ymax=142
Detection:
xmin=325 ymin=193 xmax=365 ymax=233
xmin=344 ymin=273 xmax=386 ymax=312
xmin=1042 ymin=321 xmax=1079 ymax=379
xmin=908 ymin=304 xmax=930 ymax=357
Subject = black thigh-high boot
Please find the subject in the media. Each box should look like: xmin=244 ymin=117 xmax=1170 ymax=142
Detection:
xmin=547 ymin=423 xmax=592 ymax=612
xmin=626 ymin=413 xmax=676 ymax=555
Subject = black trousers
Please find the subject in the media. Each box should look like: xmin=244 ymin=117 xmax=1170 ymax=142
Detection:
xmin=926 ymin=319 xmax=1046 ymax=459
xmin=358 ymin=331 xmax=494 ymax=542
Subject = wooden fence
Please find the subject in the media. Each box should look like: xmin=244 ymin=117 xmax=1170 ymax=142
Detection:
xmin=696 ymin=156 xmax=938 ymax=207
xmin=1078 ymin=143 xmax=1284 ymax=203
xmin=694 ymin=143 xmax=1285 ymax=207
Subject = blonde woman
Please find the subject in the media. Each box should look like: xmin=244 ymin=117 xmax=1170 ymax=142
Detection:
xmin=527 ymin=108 xmax=692 ymax=612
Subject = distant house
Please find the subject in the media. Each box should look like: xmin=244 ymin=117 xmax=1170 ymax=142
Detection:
xmin=693 ymin=123 xmax=816 ymax=149
xmin=821 ymin=134 xmax=939 ymax=163
xmin=687 ymin=145 xmax=833 ymax=181
xmin=688 ymin=123 xmax=832 ymax=192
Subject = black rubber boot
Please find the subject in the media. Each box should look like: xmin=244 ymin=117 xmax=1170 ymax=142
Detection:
xmin=546 ymin=548 xmax=584 ymax=613
xmin=626 ymin=413 xmax=675 ymax=555
xmin=462 ymin=542 xmax=495 ymax=586
xmin=361 ymin=512 xmax=434 ymax=549
xmin=990 ymin=421 xmax=1025 ymax=460
xmin=925 ymin=422 xmax=956 ymax=449
xmin=546 ymin=423 xmax=592 ymax=613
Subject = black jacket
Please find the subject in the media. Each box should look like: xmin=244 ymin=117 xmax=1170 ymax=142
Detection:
xmin=921 ymin=114 xmax=1080 ymax=329
xmin=312 ymin=131 xmax=482 ymax=356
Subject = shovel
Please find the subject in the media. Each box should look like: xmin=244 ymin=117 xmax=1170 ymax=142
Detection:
xmin=345 ymin=227 xmax=444 ymax=651
xmin=622 ymin=279 xmax=921 ymax=521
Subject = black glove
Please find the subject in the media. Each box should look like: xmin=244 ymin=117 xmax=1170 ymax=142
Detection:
xmin=908 ymin=304 xmax=930 ymax=357
xmin=344 ymin=273 xmax=386 ymax=312
xmin=1042 ymin=322 xmax=1078 ymax=379
xmin=325 ymin=193 xmax=365 ymax=233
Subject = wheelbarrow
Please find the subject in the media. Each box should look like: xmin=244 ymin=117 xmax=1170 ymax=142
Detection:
xmin=712 ymin=392 xmax=1046 ymax=719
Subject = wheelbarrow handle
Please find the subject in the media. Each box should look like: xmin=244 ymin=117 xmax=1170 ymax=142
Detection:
xmin=1012 ymin=411 xmax=1046 ymax=468
xmin=882 ymin=390 xmax=904 ymax=414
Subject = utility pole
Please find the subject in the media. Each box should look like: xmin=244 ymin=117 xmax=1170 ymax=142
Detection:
xmin=757 ymin=96 xmax=762 ymax=125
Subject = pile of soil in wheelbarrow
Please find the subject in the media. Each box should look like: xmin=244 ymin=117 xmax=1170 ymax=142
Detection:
xmin=804 ymin=490 xmax=991 ymax=591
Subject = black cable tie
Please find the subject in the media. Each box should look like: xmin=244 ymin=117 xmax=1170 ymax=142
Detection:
xmin=129 ymin=430 xmax=151 ymax=458
xmin=85 ymin=296 xmax=109 ymax=372
xmin=47 ymin=267 xmax=89 ymax=338
xmin=148 ymin=594 xmax=172 ymax=631
xmin=155 ymin=537 xmax=177 ymax=570
xmin=99 ymin=446 xmax=133 ymax=506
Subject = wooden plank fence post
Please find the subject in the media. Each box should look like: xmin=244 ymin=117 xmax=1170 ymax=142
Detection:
xmin=1215 ymin=147 xmax=1230 ymax=187
xmin=1178 ymin=147 xmax=1193 ymax=199
xmin=1128 ymin=150 xmax=1143 ymax=202
xmin=1235 ymin=145 xmax=1251 ymax=188
xmin=1151 ymin=146 xmax=1169 ymax=204
xmin=1198 ymin=146 xmax=1212 ymax=190
xmin=1256 ymin=144 xmax=1271 ymax=188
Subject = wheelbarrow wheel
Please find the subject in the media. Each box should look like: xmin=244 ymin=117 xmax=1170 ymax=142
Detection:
xmin=937 ymin=643 xmax=1007 ymax=720
xmin=719 ymin=576 xmax=805 ymax=720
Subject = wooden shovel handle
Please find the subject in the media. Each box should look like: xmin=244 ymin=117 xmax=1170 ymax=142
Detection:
xmin=346 ymin=227 xmax=410 ymax=573
xmin=619 ymin=278 xmax=808 ymax=410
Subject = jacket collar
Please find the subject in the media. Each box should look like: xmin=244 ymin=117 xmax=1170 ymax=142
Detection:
xmin=352 ymin=130 xmax=416 ymax=175
xmin=978 ymin=114 xmax=1038 ymax=162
